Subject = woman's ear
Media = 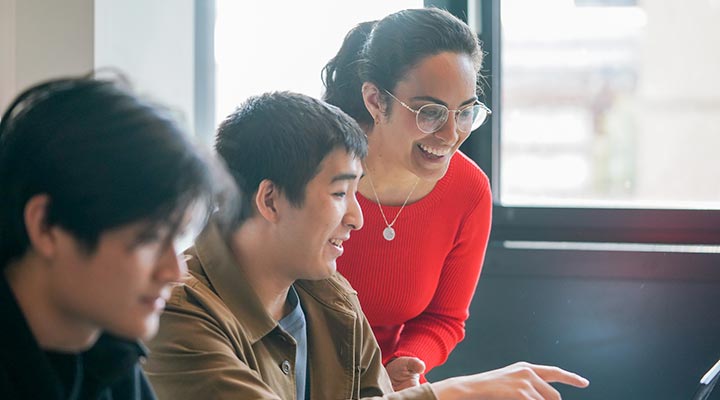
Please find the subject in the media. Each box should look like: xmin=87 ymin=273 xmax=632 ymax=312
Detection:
xmin=361 ymin=82 xmax=386 ymax=124
xmin=23 ymin=194 xmax=57 ymax=259
xmin=254 ymin=179 xmax=281 ymax=223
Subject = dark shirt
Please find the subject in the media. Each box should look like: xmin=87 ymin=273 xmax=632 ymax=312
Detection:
xmin=0 ymin=274 xmax=157 ymax=400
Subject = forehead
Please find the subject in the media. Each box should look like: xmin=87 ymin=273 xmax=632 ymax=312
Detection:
xmin=396 ymin=52 xmax=477 ymax=102
xmin=309 ymin=148 xmax=362 ymax=186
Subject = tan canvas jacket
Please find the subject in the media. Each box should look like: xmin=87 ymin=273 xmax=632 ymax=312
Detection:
xmin=144 ymin=223 xmax=436 ymax=400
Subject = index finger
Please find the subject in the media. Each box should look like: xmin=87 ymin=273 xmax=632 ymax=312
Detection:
xmin=530 ymin=365 xmax=590 ymax=388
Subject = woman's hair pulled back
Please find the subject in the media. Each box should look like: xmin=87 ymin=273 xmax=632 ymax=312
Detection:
xmin=322 ymin=7 xmax=483 ymax=126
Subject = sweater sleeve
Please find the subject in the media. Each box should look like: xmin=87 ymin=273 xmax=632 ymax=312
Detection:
xmin=391 ymin=181 xmax=492 ymax=373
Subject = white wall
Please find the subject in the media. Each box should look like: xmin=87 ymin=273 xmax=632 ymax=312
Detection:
xmin=0 ymin=0 xmax=94 ymax=112
xmin=0 ymin=0 xmax=17 ymax=112
xmin=0 ymin=0 xmax=197 ymax=133
xmin=94 ymin=0 xmax=196 ymax=131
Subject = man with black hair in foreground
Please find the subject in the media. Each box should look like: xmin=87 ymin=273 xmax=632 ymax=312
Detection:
xmin=0 ymin=77 xmax=216 ymax=399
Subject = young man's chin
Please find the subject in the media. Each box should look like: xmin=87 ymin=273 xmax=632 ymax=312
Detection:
xmin=324 ymin=260 xmax=339 ymax=277
xmin=105 ymin=316 xmax=160 ymax=342
xmin=304 ymin=262 xmax=337 ymax=281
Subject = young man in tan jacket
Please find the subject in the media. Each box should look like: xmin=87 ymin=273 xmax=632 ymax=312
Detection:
xmin=144 ymin=92 xmax=589 ymax=399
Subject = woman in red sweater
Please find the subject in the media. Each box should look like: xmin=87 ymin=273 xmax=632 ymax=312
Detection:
xmin=322 ymin=8 xmax=493 ymax=390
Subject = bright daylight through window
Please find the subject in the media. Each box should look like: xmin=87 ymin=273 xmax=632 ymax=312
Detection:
xmin=500 ymin=0 xmax=720 ymax=209
xmin=214 ymin=0 xmax=422 ymax=125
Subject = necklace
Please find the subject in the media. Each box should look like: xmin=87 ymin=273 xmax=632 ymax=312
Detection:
xmin=364 ymin=171 xmax=420 ymax=241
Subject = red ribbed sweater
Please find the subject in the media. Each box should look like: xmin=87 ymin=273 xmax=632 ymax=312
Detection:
xmin=337 ymin=151 xmax=492 ymax=376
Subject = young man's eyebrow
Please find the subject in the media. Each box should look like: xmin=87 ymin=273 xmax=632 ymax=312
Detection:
xmin=331 ymin=173 xmax=360 ymax=183
xmin=410 ymin=95 xmax=478 ymax=108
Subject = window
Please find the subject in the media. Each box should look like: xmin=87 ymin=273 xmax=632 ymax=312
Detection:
xmin=499 ymin=0 xmax=720 ymax=210
xmin=465 ymin=0 xmax=720 ymax=244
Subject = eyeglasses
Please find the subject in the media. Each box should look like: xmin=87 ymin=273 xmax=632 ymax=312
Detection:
xmin=383 ymin=89 xmax=491 ymax=135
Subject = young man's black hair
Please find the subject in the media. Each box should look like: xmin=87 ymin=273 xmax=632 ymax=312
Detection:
xmin=215 ymin=91 xmax=367 ymax=225
xmin=0 ymin=77 xmax=214 ymax=268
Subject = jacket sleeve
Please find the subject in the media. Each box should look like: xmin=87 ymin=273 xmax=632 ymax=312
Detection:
xmin=392 ymin=182 xmax=492 ymax=373
xmin=143 ymin=304 xmax=282 ymax=400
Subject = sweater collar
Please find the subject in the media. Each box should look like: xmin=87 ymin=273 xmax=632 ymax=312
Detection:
xmin=189 ymin=221 xmax=360 ymax=343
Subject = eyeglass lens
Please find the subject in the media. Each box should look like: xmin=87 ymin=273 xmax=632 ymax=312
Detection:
xmin=416 ymin=104 xmax=488 ymax=134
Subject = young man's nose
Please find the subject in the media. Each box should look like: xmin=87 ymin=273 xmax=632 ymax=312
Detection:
xmin=155 ymin=247 xmax=187 ymax=283
xmin=345 ymin=196 xmax=364 ymax=230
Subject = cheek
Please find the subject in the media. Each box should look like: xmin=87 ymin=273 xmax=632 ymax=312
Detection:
xmin=386 ymin=109 xmax=419 ymax=138
xmin=455 ymin=131 xmax=471 ymax=148
xmin=99 ymin=252 xmax=156 ymax=294
xmin=135 ymin=245 xmax=162 ymax=266
xmin=314 ymin=206 xmax=342 ymax=238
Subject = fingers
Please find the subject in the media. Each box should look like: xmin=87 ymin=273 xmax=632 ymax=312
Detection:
xmin=404 ymin=357 xmax=426 ymax=374
xmin=516 ymin=362 xmax=590 ymax=388
xmin=532 ymin=378 xmax=562 ymax=400
xmin=387 ymin=356 xmax=425 ymax=375
xmin=432 ymin=362 xmax=588 ymax=400
xmin=393 ymin=379 xmax=419 ymax=392
xmin=502 ymin=364 xmax=563 ymax=400
xmin=386 ymin=357 xmax=425 ymax=391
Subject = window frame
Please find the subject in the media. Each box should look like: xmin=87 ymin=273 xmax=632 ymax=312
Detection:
xmin=194 ymin=0 xmax=216 ymax=143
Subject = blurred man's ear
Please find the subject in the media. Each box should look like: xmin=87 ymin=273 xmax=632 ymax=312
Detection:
xmin=23 ymin=194 xmax=58 ymax=259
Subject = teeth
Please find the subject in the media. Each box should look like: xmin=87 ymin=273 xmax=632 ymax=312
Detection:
xmin=329 ymin=239 xmax=343 ymax=248
xmin=419 ymin=143 xmax=451 ymax=157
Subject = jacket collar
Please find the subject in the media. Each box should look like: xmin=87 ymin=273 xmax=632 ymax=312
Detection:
xmin=295 ymin=277 xmax=358 ymax=317
xmin=190 ymin=222 xmax=278 ymax=344
xmin=190 ymin=222 xmax=360 ymax=343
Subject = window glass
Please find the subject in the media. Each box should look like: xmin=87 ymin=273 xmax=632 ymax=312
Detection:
xmin=500 ymin=0 xmax=720 ymax=209
xmin=215 ymin=1 xmax=423 ymax=125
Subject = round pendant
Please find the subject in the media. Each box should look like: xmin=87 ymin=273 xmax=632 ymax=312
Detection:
xmin=383 ymin=226 xmax=396 ymax=241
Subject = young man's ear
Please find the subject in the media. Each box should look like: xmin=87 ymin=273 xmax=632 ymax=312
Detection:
xmin=23 ymin=194 xmax=58 ymax=259
xmin=254 ymin=179 xmax=281 ymax=223
xmin=361 ymin=82 xmax=386 ymax=124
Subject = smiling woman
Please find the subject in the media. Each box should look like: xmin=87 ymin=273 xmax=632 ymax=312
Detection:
xmin=322 ymin=8 xmax=493 ymax=390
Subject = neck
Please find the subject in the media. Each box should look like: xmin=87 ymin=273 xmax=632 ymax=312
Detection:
xmin=228 ymin=224 xmax=293 ymax=321
xmin=361 ymin=157 xmax=426 ymax=207
xmin=5 ymin=256 xmax=100 ymax=352
xmin=361 ymin=129 xmax=435 ymax=205
xmin=364 ymin=132 xmax=418 ymax=188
